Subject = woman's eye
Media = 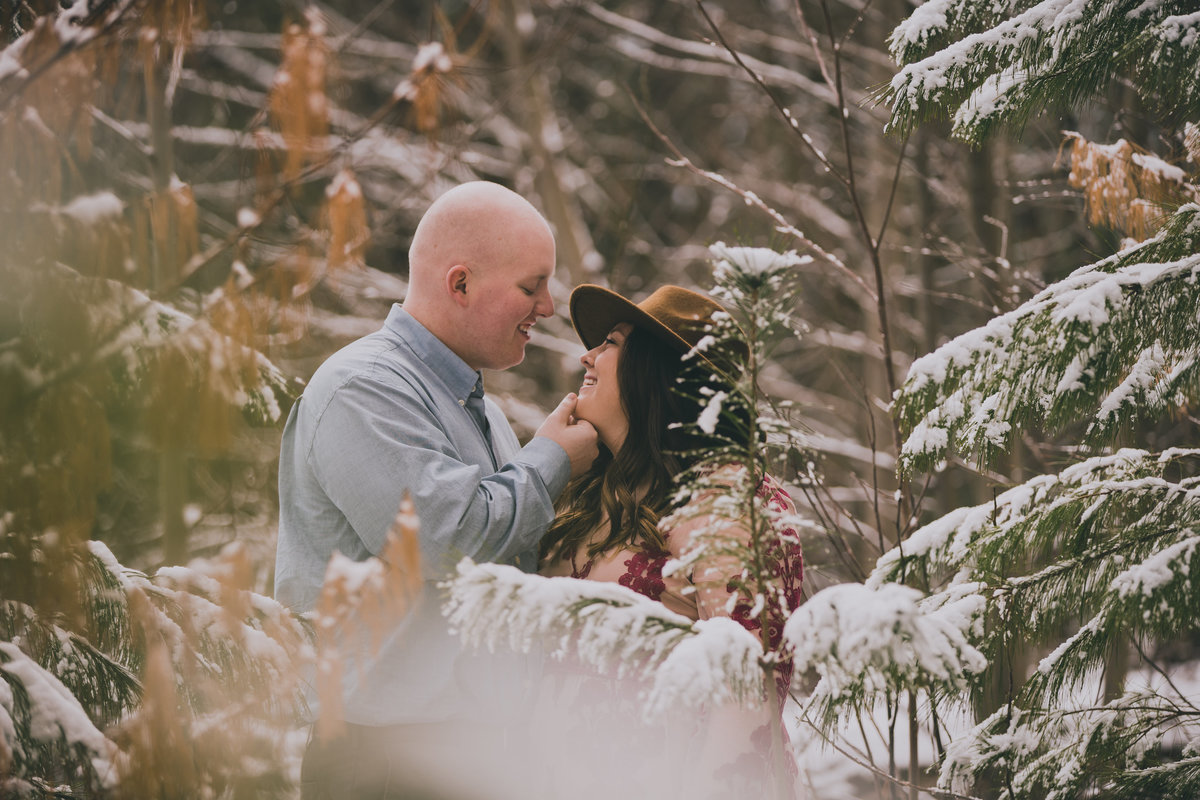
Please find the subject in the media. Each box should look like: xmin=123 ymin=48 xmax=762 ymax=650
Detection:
xmin=603 ymin=337 xmax=617 ymax=346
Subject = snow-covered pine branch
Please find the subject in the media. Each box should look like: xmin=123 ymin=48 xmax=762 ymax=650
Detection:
xmin=888 ymin=0 xmax=1015 ymax=66
xmin=869 ymin=448 xmax=1200 ymax=705
xmin=8 ymin=257 xmax=297 ymax=432
xmin=706 ymin=242 xmax=811 ymax=363
xmin=884 ymin=0 xmax=1199 ymax=144
xmin=894 ymin=205 xmax=1200 ymax=472
xmin=0 ymin=642 xmax=121 ymax=794
xmin=1 ymin=537 xmax=312 ymax=795
xmin=0 ymin=599 xmax=140 ymax=727
xmin=939 ymin=689 xmax=1200 ymax=800
xmin=785 ymin=581 xmax=987 ymax=726
xmin=442 ymin=559 xmax=765 ymax=719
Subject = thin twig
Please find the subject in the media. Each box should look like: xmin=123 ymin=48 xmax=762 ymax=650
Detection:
xmin=694 ymin=0 xmax=847 ymax=185
xmin=796 ymin=706 xmax=985 ymax=800
xmin=791 ymin=0 xmax=833 ymax=88
xmin=877 ymin=133 xmax=912 ymax=249
xmin=626 ymin=89 xmax=874 ymax=299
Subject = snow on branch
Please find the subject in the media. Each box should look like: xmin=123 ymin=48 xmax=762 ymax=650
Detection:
xmin=894 ymin=205 xmax=1200 ymax=472
xmin=869 ymin=447 xmax=1200 ymax=706
xmin=884 ymin=0 xmax=1197 ymax=143
xmin=442 ymin=559 xmax=767 ymax=719
xmin=873 ymin=448 xmax=1200 ymax=584
xmin=939 ymin=691 xmax=1198 ymax=800
xmin=18 ymin=261 xmax=297 ymax=429
xmin=785 ymin=581 xmax=987 ymax=721
xmin=0 ymin=642 xmax=120 ymax=790
xmin=1064 ymin=132 xmax=1199 ymax=242
xmin=1136 ymin=12 xmax=1200 ymax=119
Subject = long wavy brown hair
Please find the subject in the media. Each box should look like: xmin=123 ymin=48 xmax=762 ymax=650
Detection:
xmin=540 ymin=326 xmax=745 ymax=566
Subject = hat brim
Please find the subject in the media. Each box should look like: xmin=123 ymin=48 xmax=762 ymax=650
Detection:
xmin=569 ymin=284 xmax=698 ymax=355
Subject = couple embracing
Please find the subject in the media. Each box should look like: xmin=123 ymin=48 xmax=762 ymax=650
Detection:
xmin=274 ymin=181 xmax=804 ymax=799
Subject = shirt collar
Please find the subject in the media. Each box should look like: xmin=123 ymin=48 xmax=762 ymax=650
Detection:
xmin=384 ymin=304 xmax=483 ymax=403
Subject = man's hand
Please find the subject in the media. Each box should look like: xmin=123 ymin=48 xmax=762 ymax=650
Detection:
xmin=534 ymin=393 xmax=599 ymax=478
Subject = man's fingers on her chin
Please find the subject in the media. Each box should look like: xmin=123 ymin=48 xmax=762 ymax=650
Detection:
xmin=553 ymin=394 xmax=576 ymax=417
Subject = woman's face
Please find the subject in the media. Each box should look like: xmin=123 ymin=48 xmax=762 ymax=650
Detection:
xmin=575 ymin=322 xmax=632 ymax=452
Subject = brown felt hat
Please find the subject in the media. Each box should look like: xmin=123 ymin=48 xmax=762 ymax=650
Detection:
xmin=569 ymin=284 xmax=728 ymax=356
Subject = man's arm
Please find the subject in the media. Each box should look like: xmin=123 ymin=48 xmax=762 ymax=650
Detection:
xmin=307 ymin=375 xmax=576 ymax=575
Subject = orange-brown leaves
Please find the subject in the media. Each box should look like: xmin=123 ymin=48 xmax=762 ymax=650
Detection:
xmin=269 ymin=9 xmax=330 ymax=182
xmin=142 ymin=318 xmax=266 ymax=456
xmin=1065 ymin=132 xmax=1198 ymax=242
xmin=145 ymin=178 xmax=199 ymax=280
xmin=54 ymin=192 xmax=133 ymax=281
xmin=313 ymin=493 xmax=423 ymax=741
xmin=4 ymin=276 xmax=113 ymax=543
xmin=112 ymin=627 xmax=197 ymax=798
xmin=325 ymin=169 xmax=369 ymax=272
xmin=0 ymin=18 xmax=98 ymax=206
xmin=138 ymin=0 xmax=202 ymax=53
xmin=396 ymin=41 xmax=458 ymax=136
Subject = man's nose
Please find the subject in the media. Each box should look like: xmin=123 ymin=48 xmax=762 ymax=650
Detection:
xmin=535 ymin=286 xmax=554 ymax=318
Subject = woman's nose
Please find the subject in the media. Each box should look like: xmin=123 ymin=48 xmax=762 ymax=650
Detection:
xmin=580 ymin=347 xmax=596 ymax=367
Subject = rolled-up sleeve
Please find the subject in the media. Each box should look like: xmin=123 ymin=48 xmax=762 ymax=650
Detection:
xmin=308 ymin=374 xmax=569 ymax=576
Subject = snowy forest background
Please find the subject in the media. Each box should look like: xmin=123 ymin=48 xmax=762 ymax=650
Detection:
xmin=2 ymin=0 xmax=1198 ymax=797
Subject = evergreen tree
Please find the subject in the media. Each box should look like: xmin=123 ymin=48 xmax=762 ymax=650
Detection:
xmin=788 ymin=1 xmax=1200 ymax=797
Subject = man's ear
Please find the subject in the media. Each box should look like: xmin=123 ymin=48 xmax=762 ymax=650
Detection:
xmin=446 ymin=265 xmax=470 ymax=307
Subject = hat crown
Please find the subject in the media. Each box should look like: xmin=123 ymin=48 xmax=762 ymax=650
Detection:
xmin=569 ymin=283 xmax=724 ymax=356
xmin=635 ymin=286 xmax=720 ymax=348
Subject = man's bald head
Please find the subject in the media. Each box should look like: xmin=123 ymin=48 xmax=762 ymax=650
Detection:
xmin=403 ymin=181 xmax=557 ymax=370
xmin=407 ymin=181 xmax=553 ymax=302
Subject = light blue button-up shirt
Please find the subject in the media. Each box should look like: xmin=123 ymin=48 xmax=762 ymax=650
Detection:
xmin=275 ymin=304 xmax=569 ymax=725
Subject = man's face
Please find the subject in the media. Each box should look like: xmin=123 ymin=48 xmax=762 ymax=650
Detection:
xmin=462 ymin=224 xmax=556 ymax=371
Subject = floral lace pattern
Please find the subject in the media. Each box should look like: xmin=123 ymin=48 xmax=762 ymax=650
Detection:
xmin=572 ymin=477 xmax=805 ymax=703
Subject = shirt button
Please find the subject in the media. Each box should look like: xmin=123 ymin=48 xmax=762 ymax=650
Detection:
xmin=458 ymin=399 xmax=465 ymax=406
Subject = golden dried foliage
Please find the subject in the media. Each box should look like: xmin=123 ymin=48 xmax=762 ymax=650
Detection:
xmin=313 ymin=493 xmax=423 ymax=741
xmin=210 ymin=540 xmax=254 ymax=633
xmin=142 ymin=325 xmax=259 ymax=456
xmin=325 ymin=168 xmax=369 ymax=273
xmin=29 ymin=385 xmax=113 ymax=543
xmin=113 ymin=592 xmax=197 ymax=797
xmin=252 ymin=128 xmax=278 ymax=203
xmin=55 ymin=198 xmax=134 ymax=281
xmin=0 ymin=719 xmax=10 ymax=781
xmin=209 ymin=270 xmax=272 ymax=352
xmin=138 ymin=0 xmax=202 ymax=52
xmin=109 ymin=549 xmax=311 ymax=797
xmin=145 ymin=179 xmax=199 ymax=278
xmin=264 ymin=254 xmax=317 ymax=345
xmin=0 ymin=18 xmax=98 ymax=206
xmin=1065 ymin=132 xmax=1198 ymax=241
xmin=396 ymin=39 xmax=459 ymax=136
xmin=1 ymin=280 xmax=114 ymax=546
xmin=209 ymin=250 xmax=316 ymax=351
xmin=268 ymin=9 xmax=330 ymax=182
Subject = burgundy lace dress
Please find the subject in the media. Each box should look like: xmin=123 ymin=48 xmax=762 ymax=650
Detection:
xmin=535 ymin=476 xmax=805 ymax=796
xmin=553 ymin=474 xmax=805 ymax=697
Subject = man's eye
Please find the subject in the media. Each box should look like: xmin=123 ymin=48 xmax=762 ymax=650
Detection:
xmin=520 ymin=287 xmax=534 ymax=296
